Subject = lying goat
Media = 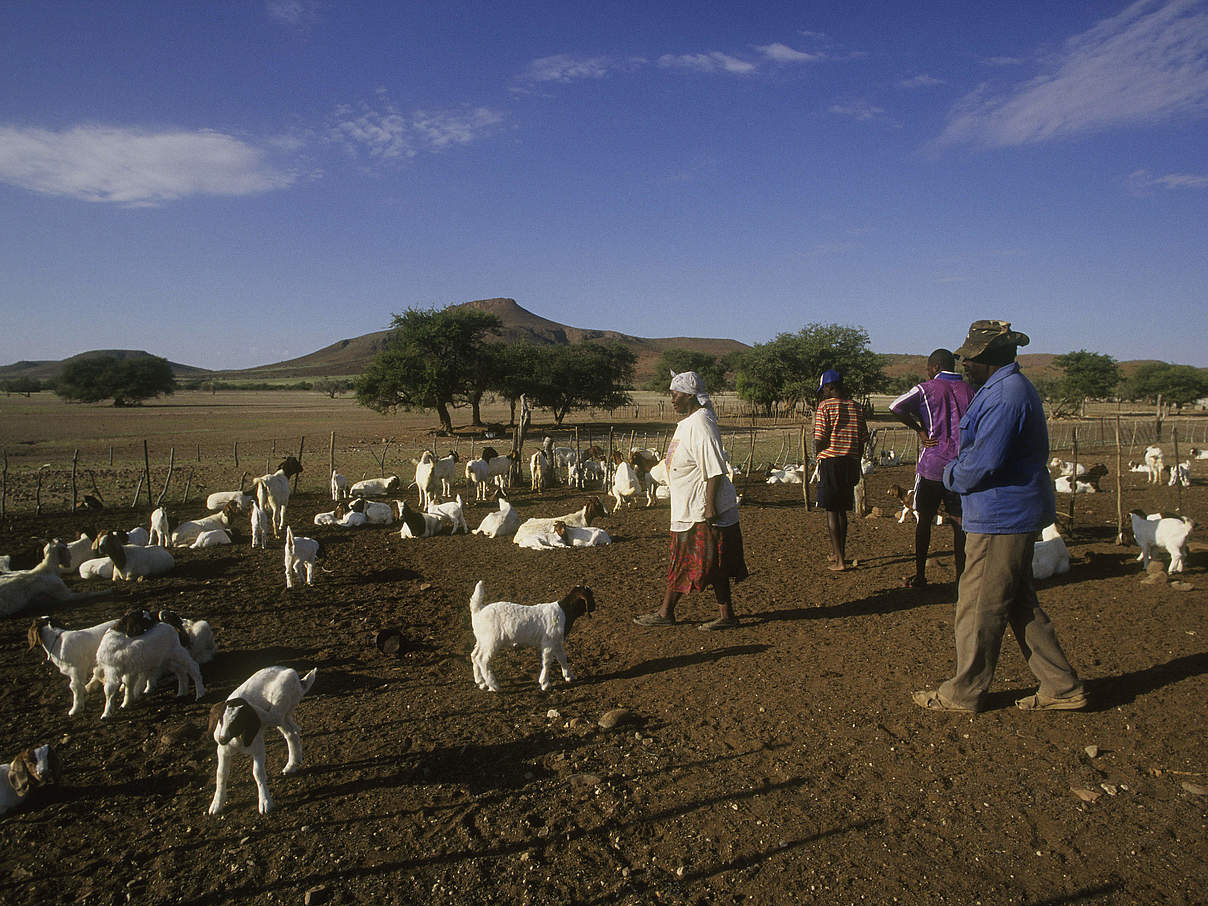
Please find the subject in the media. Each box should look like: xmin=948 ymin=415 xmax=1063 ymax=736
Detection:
xmin=1032 ymin=524 xmax=1071 ymax=581
xmin=0 ymin=542 xmax=79 ymax=617
xmin=469 ymin=580 xmax=595 ymax=692
xmin=473 ymin=491 xmax=520 ymax=538
xmin=398 ymin=500 xmax=455 ymax=539
xmin=97 ymin=534 xmax=174 ymax=581
xmin=513 ymin=496 xmax=608 ymax=546
xmin=1 ymin=744 xmax=62 ymax=817
xmin=426 ymin=494 xmax=469 ymax=534
xmin=28 ymin=615 xmax=119 ymax=715
xmin=1130 ymin=510 xmax=1195 ymax=574
xmin=208 ymin=666 xmax=316 ymax=815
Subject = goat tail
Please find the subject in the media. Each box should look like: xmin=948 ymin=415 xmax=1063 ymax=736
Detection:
xmin=299 ymin=667 xmax=317 ymax=695
xmin=469 ymin=580 xmax=486 ymax=615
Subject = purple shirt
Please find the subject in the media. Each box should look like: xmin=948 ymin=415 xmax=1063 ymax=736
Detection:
xmin=890 ymin=372 xmax=975 ymax=481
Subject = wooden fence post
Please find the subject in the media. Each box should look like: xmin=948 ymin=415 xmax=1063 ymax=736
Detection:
xmin=1114 ymin=408 xmax=1124 ymax=544
xmin=233 ymin=441 xmax=239 ymax=468
xmin=1172 ymin=427 xmax=1182 ymax=514
xmin=328 ymin=432 xmax=335 ymax=489
xmin=156 ymin=447 xmax=175 ymax=507
xmin=143 ymin=440 xmax=153 ymax=507
xmin=71 ymin=448 xmax=79 ymax=512
xmin=294 ymin=436 xmax=304 ymax=492
xmin=1 ymin=449 xmax=6 ymax=520
xmin=131 ymin=475 xmax=144 ymax=508
xmin=1066 ymin=428 xmax=1078 ymax=531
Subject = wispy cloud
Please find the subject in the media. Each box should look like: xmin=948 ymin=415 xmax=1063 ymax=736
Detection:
xmin=657 ymin=52 xmax=758 ymax=75
xmin=982 ymin=56 xmax=1025 ymax=67
xmin=1126 ymin=167 xmax=1208 ymax=193
xmin=937 ymin=0 xmax=1208 ymax=148
xmin=0 ymin=125 xmax=296 ymax=205
xmin=829 ymin=101 xmax=886 ymax=121
xmin=266 ymin=0 xmax=323 ymax=29
xmin=899 ymin=74 xmax=944 ymax=89
xmin=330 ymin=91 xmax=502 ymax=163
xmin=755 ymin=42 xmax=823 ymax=63
xmin=518 ymin=54 xmax=621 ymax=84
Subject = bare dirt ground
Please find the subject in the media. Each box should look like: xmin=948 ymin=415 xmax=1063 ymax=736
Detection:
xmin=1 ymin=412 xmax=1206 ymax=905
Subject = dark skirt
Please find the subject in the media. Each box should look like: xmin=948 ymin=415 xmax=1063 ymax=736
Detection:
xmin=816 ymin=456 xmax=861 ymax=511
xmin=668 ymin=521 xmax=749 ymax=594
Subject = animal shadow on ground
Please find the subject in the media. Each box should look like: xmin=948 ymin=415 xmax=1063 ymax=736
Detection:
xmin=1084 ymin=650 xmax=1208 ymax=710
xmin=202 ymin=645 xmax=317 ymax=687
xmin=755 ymin=586 xmax=933 ymax=624
xmin=588 ymin=644 xmax=769 ymax=683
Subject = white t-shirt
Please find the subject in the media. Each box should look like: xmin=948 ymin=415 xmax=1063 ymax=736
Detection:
xmin=666 ymin=406 xmax=739 ymax=532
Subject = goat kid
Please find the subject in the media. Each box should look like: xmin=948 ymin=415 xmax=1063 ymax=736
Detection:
xmin=1 ymin=744 xmax=62 ymax=816
xmin=28 ymin=615 xmax=119 ymax=715
xmin=92 ymin=621 xmax=204 ymax=718
xmin=156 ymin=609 xmax=217 ymax=665
xmin=207 ymin=666 xmax=316 ymax=815
xmin=513 ymin=496 xmax=608 ymax=546
xmin=469 ymin=580 xmax=595 ymax=692
xmin=398 ymin=500 xmax=455 ymax=539
xmin=253 ymin=456 xmax=304 ymax=540
xmin=473 ymin=491 xmax=520 ymax=538
xmin=1032 ymin=524 xmax=1071 ymax=581
xmin=284 ymin=526 xmax=322 ymax=588
xmin=1130 ymin=510 xmax=1195 ymax=574
xmin=97 ymin=533 xmax=174 ymax=581
xmin=0 ymin=542 xmax=79 ymax=617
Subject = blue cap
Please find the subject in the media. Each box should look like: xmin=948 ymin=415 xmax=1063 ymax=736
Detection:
xmin=818 ymin=369 xmax=841 ymax=392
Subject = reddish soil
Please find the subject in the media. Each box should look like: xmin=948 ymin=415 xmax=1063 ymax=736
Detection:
xmin=1 ymin=468 xmax=1205 ymax=906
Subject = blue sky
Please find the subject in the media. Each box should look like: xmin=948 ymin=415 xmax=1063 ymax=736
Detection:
xmin=1 ymin=0 xmax=1205 ymax=370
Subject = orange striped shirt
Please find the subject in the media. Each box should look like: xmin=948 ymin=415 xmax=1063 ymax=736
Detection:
xmin=814 ymin=397 xmax=868 ymax=459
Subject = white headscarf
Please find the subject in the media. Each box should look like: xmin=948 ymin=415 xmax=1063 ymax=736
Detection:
xmin=669 ymin=370 xmax=713 ymax=410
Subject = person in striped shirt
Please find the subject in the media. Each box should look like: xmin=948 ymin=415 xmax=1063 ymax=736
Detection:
xmin=814 ymin=369 xmax=869 ymax=571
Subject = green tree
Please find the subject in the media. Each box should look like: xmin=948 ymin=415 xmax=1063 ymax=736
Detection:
xmin=315 ymin=379 xmax=353 ymax=399
xmin=55 ymin=355 xmax=176 ymax=406
xmin=354 ymin=306 xmax=502 ymax=434
xmin=1 ymin=376 xmax=42 ymax=397
xmin=734 ymin=323 xmax=885 ymax=415
xmin=528 ymin=342 xmax=635 ymax=425
xmin=645 ymin=349 xmax=727 ymax=392
xmin=1053 ymin=350 xmax=1121 ymax=413
xmin=1125 ymin=362 xmax=1208 ymax=406
xmin=488 ymin=341 xmax=545 ymax=425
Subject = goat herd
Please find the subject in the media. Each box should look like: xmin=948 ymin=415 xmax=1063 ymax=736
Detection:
xmin=0 ymin=432 xmax=1200 ymax=824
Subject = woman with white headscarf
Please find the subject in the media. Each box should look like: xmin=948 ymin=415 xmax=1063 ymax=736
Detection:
xmin=633 ymin=371 xmax=747 ymax=630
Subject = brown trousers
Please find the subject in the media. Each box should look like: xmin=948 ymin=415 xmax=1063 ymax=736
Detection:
xmin=938 ymin=532 xmax=1082 ymax=710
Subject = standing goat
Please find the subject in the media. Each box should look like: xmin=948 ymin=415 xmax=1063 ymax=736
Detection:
xmin=28 ymin=615 xmax=119 ymax=715
xmin=207 ymin=666 xmax=316 ymax=815
xmin=252 ymin=456 xmax=304 ymax=540
xmin=284 ymin=526 xmax=322 ymax=588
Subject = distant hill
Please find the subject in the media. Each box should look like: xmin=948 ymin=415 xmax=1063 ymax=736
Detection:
xmin=0 ymin=349 xmax=207 ymax=382
xmin=0 ymin=300 xmax=1189 ymax=388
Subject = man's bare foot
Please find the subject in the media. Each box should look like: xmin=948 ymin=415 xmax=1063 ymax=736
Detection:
xmin=828 ymin=562 xmax=847 ymax=571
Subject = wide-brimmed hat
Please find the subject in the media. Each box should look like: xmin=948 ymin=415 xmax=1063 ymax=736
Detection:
xmin=953 ymin=320 xmax=1030 ymax=361
xmin=817 ymin=369 xmax=841 ymax=393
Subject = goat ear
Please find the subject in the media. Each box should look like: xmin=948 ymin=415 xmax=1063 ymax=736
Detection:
xmin=27 ymin=621 xmax=40 ymax=652
xmin=8 ymin=753 xmax=32 ymax=797
xmin=234 ymin=704 xmax=261 ymax=749
xmin=207 ymin=702 xmax=226 ymax=736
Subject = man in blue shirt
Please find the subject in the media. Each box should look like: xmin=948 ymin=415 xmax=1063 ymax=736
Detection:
xmin=913 ymin=321 xmax=1086 ymax=713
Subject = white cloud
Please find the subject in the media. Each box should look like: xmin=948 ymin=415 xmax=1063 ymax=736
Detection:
xmin=756 ymin=43 xmax=822 ymax=63
xmin=518 ymin=54 xmax=618 ymax=83
xmin=937 ymin=0 xmax=1208 ymax=148
xmin=1126 ymin=167 xmax=1208 ymax=193
xmin=0 ymin=125 xmax=296 ymax=205
xmin=266 ymin=0 xmax=323 ymax=29
xmin=657 ymin=52 xmax=757 ymax=75
xmin=900 ymin=74 xmax=945 ymax=89
xmin=330 ymin=93 xmax=502 ymax=162
xmin=828 ymin=101 xmax=886 ymax=121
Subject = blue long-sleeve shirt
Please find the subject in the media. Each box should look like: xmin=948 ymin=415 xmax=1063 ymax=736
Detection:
xmin=942 ymin=362 xmax=1054 ymax=534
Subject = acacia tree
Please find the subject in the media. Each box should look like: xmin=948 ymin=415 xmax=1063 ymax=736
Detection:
xmin=528 ymin=342 xmax=635 ymax=425
xmin=354 ymin=307 xmax=502 ymax=434
xmin=734 ymin=323 xmax=884 ymax=415
xmin=645 ymin=348 xmax=727 ymax=392
xmin=1125 ymin=362 xmax=1208 ymax=406
xmin=56 ymin=355 xmax=176 ymax=406
xmin=1053 ymin=350 xmax=1121 ymax=415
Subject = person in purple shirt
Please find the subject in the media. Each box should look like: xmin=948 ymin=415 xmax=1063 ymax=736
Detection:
xmin=913 ymin=320 xmax=1085 ymax=714
xmin=889 ymin=349 xmax=975 ymax=588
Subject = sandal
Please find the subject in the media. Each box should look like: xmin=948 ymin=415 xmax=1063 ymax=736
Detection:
xmin=1015 ymin=690 xmax=1088 ymax=711
xmin=698 ymin=616 xmax=739 ymax=631
xmin=633 ymin=612 xmax=676 ymax=627
xmin=912 ymin=689 xmax=976 ymax=713
xmin=902 ymin=575 xmax=929 ymax=588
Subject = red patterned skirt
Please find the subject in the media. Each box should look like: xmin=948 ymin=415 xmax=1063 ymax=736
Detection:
xmin=667 ymin=522 xmax=749 ymax=594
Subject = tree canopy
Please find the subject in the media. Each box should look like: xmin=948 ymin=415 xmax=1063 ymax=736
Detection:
xmin=354 ymin=306 xmax=502 ymax=434
xmin=526 ymin=342 xmax=635 ymax=425
xmin=55 ymin=355 xmax=176 ymax=406
xmin=1124 ymin=362 xmax=1208 ymax=406
xmin=1050 ymin=349 xmax=1121 ymax=415
xmin=645 ymin=348 xmax=727 ymax=393
xmin=733 ymin=323 xmax=885 ymax=415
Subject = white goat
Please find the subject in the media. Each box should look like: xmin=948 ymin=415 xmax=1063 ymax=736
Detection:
xmin=1168 ymin=460 xmax=1191 ymax=488
xmin=530 ymin=449 xmax=553 ymax=492
xmin=207 ymin=666 xmax=316 ymax=815
xmin=609 ymin=451 xmax=643 ymax=511
xmin=206 ymin=491 xmax=253 ymax=512
xmin=253 ymin=456 xmax=304 ymax=540
xmin=125 ymin=526 xmax=150 ymax=547
xmin=473 ymin=493 xmax=520 ymax=538
xmin=427 ymin=494 xmax=469 ymax=534
xmin=1032 ymin=524 xmax=1071 ymax=581
xmin=98 ymin=535 xmax=174 ymax=581
xmin=766 ymin=465 xmax=805 ymax=485
xmin=284 ymin=526 xmax=321 ymax=588
xmin=149 ymin=507 xmax=171 ymax=547
xmin=251 ymin=500 xmax=272 ymax=549
xmin=469 ymin=580 xmax=595 ymax=692
xmin=156 ymin=609 xmax=217 ymax=665
xmin=0 ymin=543 xmax=77 ymax=617
xmin=1 ymin=745 xmax=61 ymax=817
xmin=170 ymin=500 xmax=239 ymax=547
xmin=552 ymin=521 xmax=611 ymax=547
xmin=44 ymin=533 xmax=93 ymax=573
xmin=465 ymin=456 xmax=494 ymax=502
xmin=1143 ymin=445 xmax=1164 ymax=485
xmin=1049 ymin=458 xmax=1087 ymax=477
xmin=92 ymin=621 xmax=204 ymax=718
xmin=398 ymin=501 xmax=455 ymax=539
xmin=330 ymin=470 xmax=349 ymax=502
xmin=412 ymin=451 xmax=460 ymax=507
xmin=27 ymin=616 xmax=119 ymax=715
xmin=1130 ymin=510 xmax=1195 ymax=574
xmin=348 ymin=497 xmax=394 ymax=524
xmin=1054 ymin=476 xmax=1096 ymax=494
xmin=190 ymin=529 xmax=232 ymax=549
xmin=349 ymin=475 xmax=401 ymax=498
xmin=513 ymin=496 xmax=609 ymax=547
xmin=78 ymin=557 xmax=114 ymax=579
